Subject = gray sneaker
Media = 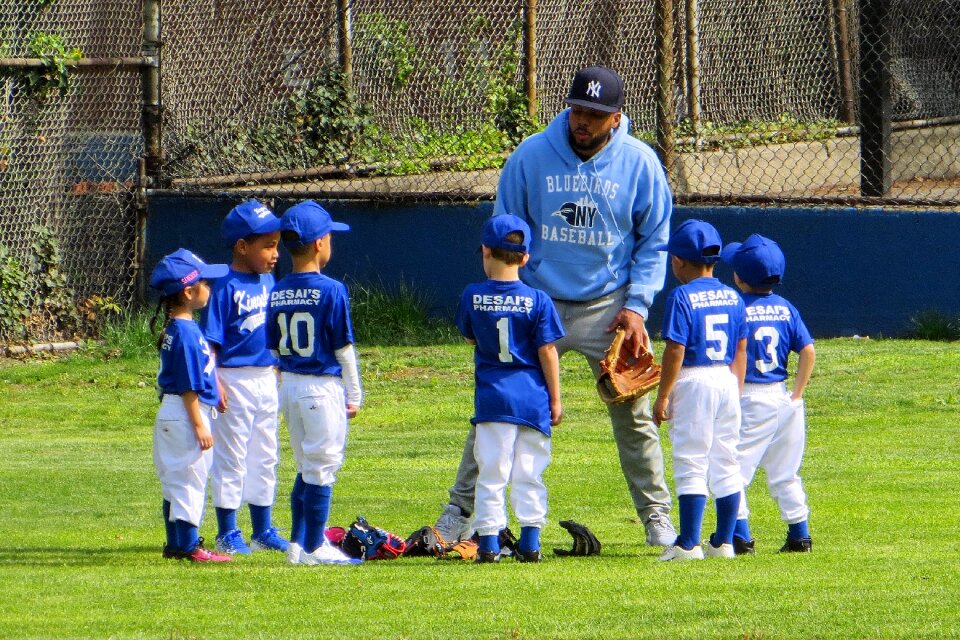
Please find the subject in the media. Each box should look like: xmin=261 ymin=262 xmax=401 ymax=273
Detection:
xmin=644 ymin=512 xmax=677 ymax=547
xmin=434 ymin=504 xmax=472 ymax=543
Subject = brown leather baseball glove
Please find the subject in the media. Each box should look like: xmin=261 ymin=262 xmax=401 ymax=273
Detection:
xmin=596 ymin=327 xmax=661 ymax=404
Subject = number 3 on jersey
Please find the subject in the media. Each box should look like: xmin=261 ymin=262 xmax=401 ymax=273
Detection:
xmin=276 ymin=311 xmax=315 ymax=357
xmin=753 ymin=326 xmax=779 ymax=372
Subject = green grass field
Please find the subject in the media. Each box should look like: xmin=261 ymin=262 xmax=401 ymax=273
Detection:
xmin=1 ymin=338 xmax=959 ymax=639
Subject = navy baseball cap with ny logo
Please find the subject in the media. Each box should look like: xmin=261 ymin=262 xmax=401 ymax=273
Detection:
xmin=564 ymin=66 xmax=625 ymax=113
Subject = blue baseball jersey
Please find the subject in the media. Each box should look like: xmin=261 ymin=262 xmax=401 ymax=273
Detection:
xmin=662 ymin=277 xmax=747 ymax=367
xmin=266 ymin=271 xmax=354 ymax=376
xmin=455 ymin=279 xmax=565 ymax=435
xmin=742 ymin=292 xmax=813 ymax=383
xmin=201 ymin=269 xmax=278 ymax=368
xmin=157 ymin=318 xmax=220 ymax=406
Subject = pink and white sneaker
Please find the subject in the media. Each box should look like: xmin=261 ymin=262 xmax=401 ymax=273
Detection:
xmin=185 ymin=539 xmax=232 ymax=563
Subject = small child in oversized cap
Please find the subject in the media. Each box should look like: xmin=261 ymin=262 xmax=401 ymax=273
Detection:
xmin=149 ymin=249 xmax=232 ymax=562
xmin=458 ymin=214 xmax=565 ymax=563
xmin=651 ymin=219 xmax=748 ymax=562
xmin=721 ymin=234 xmax=816 ymax=554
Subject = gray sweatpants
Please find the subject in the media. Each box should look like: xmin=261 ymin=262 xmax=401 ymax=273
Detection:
xmin=448 ymin=288 xmax=673 ymax=521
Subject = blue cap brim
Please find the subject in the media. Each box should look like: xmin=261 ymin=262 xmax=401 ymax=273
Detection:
xmin=720 ymin=242 xmax=742 ymax=264
xmin=564 ymin=99 xmax=620 ymax=113
xmin=652 ymin=242 xmax=669 ymax=252
xmin=199 ymin=264 xmax=229 ymax=280
xmin=330 ymin=222 xmax=350 ymax=232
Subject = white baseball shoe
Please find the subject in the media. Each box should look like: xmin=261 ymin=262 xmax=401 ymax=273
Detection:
xmin=704 ymin=542 xmax=736 ymax=558
xmin=300 ymin=542 xmax=362 ymax=566
xmin=286 ymin=542 xmax=303 ymax=564
xmin=644 ymin=512 xmax=677 ymax=547
xmin=658 ymin=544 xmax=704 ymax=562
xmin=434 ymin=504 xmax=472 ymax=543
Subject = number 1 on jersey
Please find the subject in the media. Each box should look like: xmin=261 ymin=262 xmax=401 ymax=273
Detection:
xmin=496 ymin=317 xmax=513 ymax=363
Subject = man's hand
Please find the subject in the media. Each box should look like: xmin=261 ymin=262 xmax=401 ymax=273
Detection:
xmin=606 ymin=308 xmax=649 ymax=357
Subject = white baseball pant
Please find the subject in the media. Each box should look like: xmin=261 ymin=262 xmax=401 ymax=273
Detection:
xmin=280 ymin=373 xmax=347 ymax=487
xmin=737 ymin=382 xmax=809 ymax=523
xmin=668 ymin=366 xmax=743 ymax=498
xmin=153 ymin=394 xmax=214 ymax=526
xmin=473 ymin=422 xmax=550 ymax=536
xmin=210 ymin=366 xmax=280 ymax=509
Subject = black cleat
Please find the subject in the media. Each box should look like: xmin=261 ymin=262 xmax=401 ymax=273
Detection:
xmin=475 ymin=551 xmax=500 ymax=564
xmin=733 ymin=537 xmax=755 ymax=556
xmin=779 ymin=537 xmax=812 ymax=553
xmin=515 ymin=549 xmax=542 ymax=563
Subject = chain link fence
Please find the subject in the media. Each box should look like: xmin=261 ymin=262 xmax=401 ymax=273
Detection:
xmin=2 ymin=0 xmax=959 ymax=343
xmin=0 ymin=0 xmax=142 ymax=345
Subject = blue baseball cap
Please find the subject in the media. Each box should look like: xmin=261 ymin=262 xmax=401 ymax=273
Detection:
xmin=222 ymin=200 xmax=281 ymax=246
xmin=149 ymin=249 xmax=228 ymax=297
xmin=482 ymin=214 xmax=531 ymax=253
xmin=721 ymin=234 xmax=785 ymax=287
xmin=653 ymin=219 xmax=722 ymax=263
xmin=280 ymin=200 xmax=350 ymax=248
xmin=564 ymin=66 xmax=625 ymax=113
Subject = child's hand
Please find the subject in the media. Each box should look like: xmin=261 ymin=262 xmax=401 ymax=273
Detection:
xmin=652 ymin=395 xmax=670 ymax=427
xmin=194 ymin=424 xmax=214 ymax=450
xmin=346 ymin=404 xmax=359 ymax=419
xmin=550 ymin=399 xmax=563 ymax=426
xmin=790 ymin=391 xmax=804 ymax=404
xmin=216 ymin=379 xmax=229 ymax=413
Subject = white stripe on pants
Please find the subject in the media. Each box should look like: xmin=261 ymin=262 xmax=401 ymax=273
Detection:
xmin=153 ymin=394 xmax=213 ymax=526
xmin=737 ymin=382 xmax=809 ymax=523
xmin=280 ymin=373 xmax=347 ymax=486
xmin=210 ymin=366 xmax=280 ymax=509
xmin=669 ymin=366 xmax=743 ymax=498
xmin=473 ymin=422 xmax=550 ymax=536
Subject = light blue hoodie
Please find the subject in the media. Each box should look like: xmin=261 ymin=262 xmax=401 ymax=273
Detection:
xmin=494 ymin=108 xmax=672 ymax=319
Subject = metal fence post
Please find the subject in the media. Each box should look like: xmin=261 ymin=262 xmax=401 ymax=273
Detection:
xmin=524 ymin=0 xmax=537 ymax=121
xmin=859 ymin=0 xmax=891 ymax=197
xmin=137 ymin=0 xmax=163 ymax=304
xmin=338 ymin=0 xmax=353 ymax=78
xmin=654 ymin=0 xmax=676 ymax=171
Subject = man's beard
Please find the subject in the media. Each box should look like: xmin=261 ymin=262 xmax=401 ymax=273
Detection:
xmin=569 ymin=130 xmax=611 ymax=156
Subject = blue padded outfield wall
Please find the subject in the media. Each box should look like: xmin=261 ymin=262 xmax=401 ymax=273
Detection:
xmin=146 ymin=194 xmax=960 ymax=338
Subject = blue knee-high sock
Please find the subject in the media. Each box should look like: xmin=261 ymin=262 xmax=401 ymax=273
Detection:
xmin=215 ymin=507 xmax=238 ymax=537
xmin=518 ymin=526 xmax=541 ymax=553
xmin=174 ymin=520 xmax=199 ymax=553
xmin=677 ymin=494 xmax=707 ymax=550
xmin=734 ymin=518 xmax=752 ymax=542
xmin=249 ymin=504 xmax=272 ymax=537
xmin=788 ymin=520 xmax=810 ymax=540
xmin=711 ymin=492 xmax=741 ymax=546
xmin=162 ymin=500 xmax=176 ymax=548
xmin=290 ymin=474 xmax=306 ymax=547
xmin=303 ymin=483 xmax=332 ymax=554
xmin=478 ymin=534 xmax=500 ymax=554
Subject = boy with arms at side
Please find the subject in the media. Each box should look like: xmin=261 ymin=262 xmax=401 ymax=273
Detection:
xmin=266 ymin=200 xmax=362 ymax=566
xmin=720 ymin=234 xmax=816 ymax=554
xmin=149 ymin=249 xmax=232 ymax=562
xmin=652 ymin=220 xmax=747 ymax=561
xmin=201 ymin=200 xmax=289 ymax=555
xmin=458 ymin=215 xmax=565 ymax=563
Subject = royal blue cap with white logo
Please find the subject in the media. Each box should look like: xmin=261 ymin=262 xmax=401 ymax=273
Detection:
xmin=653 ymin=219 xmax=723 ymax=263
xmin=720 ymin=234 xmax=785 ymax=287
xmin=222 ymin=200 xmax=282 ymax=246
xmin=482 ymin=214 xmax=531 ymax=253
xmin=280 ymin=200 xmax=350 ymax=248
xmin=149 ymin=248 xmax=229 ymax=297
xmin=564 ymin=66 xmax=625 ymax=113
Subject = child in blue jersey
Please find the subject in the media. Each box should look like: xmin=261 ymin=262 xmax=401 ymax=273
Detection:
xmin=149 ymin=249 xmax=232 ymax=562
xmin=720 ymin=234 xmax=816 ymax=554
xmin=266 ymin=200 xmax=362 ymax=566
xmin=458 ymin=214 xmax=565 ymax=563
xmin=200 ymin=200 xmax=289 ymax=556
xmin=652 ymin=220 xmax=747 ymax=561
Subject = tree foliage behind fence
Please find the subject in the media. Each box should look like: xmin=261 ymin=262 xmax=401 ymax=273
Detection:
xmin=1 ymin=0 xmax=959 ymax=344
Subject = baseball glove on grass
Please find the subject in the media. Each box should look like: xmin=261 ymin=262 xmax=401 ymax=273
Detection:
xmin=596 ymin=327 xmax=661 ymax=404
xmin=402 ymin=526 xmax=448 ymax=558
xmin=553 ymin=520 xmax=601 ymax=557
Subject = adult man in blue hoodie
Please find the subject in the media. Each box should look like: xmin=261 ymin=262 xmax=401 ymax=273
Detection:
xmin=437 ymin=66 xmax=677 ymax=548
